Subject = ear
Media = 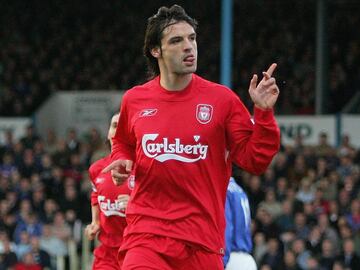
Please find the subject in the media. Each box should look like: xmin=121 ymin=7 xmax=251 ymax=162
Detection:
xmin=151 ymin=47 xmax=161 ymax=59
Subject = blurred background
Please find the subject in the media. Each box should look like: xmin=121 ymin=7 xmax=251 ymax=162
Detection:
xmin=0 ymin=0 xmax=359 ymax=269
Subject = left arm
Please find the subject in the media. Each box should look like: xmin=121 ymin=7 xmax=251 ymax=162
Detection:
xmin=227 ymin=64 xmax=280 ymax=175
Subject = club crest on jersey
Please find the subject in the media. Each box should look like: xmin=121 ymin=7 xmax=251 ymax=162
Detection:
xmin=139 ymin=108 xmax=157 ymax=117
xmin=196 ymin=104 xmax=213 ymax=124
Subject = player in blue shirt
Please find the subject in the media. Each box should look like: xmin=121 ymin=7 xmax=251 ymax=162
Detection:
xmin=224 ymin=177 xmax=257 ymax=270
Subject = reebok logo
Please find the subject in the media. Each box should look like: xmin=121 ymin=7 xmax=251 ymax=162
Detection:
xmin=139 ymin=109 xmax=157 ymax=117
xmin=95 ymin=177 xmax=105 ymax=184
xmin=141 ymin=134 xmax=208 ymax=163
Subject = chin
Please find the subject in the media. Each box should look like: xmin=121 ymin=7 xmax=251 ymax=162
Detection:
xmin=183 ymin=66 xmax=197 ymax=74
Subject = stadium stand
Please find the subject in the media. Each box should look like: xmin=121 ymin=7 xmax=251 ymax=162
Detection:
xmin=0 ymin=0 xmax=360 ymax=269
xmin=1 ymin=0 xmax=359 ymax=116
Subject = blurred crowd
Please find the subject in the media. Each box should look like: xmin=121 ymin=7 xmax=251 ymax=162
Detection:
xmin=0 ymin=0 xmax=359 ymax=116
xmin=233 ymin=132 xmax=360 ymax=270
xmin=0 ymin=125 xmax=359 ymax=269
xmin=0 ymin=124 xmax=105 ymax=269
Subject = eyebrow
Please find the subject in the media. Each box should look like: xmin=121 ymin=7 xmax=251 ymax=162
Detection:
xmin=168 ymin=32 xmax=196 ymax=42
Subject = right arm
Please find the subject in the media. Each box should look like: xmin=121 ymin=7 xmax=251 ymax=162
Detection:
xmin=85 ymin=167 xmax=101 ymax=240
xmin=104 ymin=94 xmax=136 ymax=184
xmin=85 ymin=205 xmax=100 ymax=240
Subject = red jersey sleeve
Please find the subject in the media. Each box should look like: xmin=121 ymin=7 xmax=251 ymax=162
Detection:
xmin=88 ymin=165 xmax=99 ymax=206
xmin=226 ymin=95 xmax=280 ymax=175
xmin=111 ymin=93 xmax=136 ymax=161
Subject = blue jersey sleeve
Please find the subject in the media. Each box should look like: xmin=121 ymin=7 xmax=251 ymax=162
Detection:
xmin=224 ymin=178 xmax=253 ymax=267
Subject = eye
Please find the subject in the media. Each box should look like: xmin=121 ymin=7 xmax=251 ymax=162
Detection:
xmin=170 ymin=37 xmax=182 ymax=44
xmin=189 ymin=34 xmax=196 ymax=41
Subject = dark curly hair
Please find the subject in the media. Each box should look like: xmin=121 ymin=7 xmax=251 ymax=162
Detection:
xmin=143 ymin=5 xmax=198 ymax=79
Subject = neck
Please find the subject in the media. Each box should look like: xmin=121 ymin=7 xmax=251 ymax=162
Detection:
xmin=160 ymin=73 xmax=192 ymax=91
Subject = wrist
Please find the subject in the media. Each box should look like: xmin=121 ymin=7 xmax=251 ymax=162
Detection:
xmin=254 ymin=104 xmax=272 ymax=111
xmin=91 ymin=220 xmax=100 ymax=226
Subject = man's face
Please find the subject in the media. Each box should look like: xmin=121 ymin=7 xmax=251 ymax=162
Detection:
xmin=108 ymin=114 xmax=119 ymax=146
xmin=156 ymin=21 xmax=197 ymax=76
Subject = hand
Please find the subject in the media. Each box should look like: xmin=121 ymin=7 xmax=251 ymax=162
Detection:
xmin=84 ymin=222 xmax=100 ymax=241
xmin=248 ymin=63 xmax=280 ymax=110
xmin=117 ymin=194 xmax=130 ymax=211
xmin=102 ymin=159 xmax=133 ymax=186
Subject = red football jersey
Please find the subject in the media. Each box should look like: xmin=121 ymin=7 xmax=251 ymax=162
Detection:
xmin=89 ymin=155 xmax=133 ymax=248
xmin=112 ymin=74 xmax=280 ymax=254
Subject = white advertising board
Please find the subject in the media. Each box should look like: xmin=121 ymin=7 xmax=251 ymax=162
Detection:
xmin=0 ymin=118 xmax=32 ymax=144
xmin=35 ymin=91 xmax=124 ymax=139
xmin=342 ymin=114 xmax=360 ymax=147
xmin=277 ymin=115 xmax=336 ymax=146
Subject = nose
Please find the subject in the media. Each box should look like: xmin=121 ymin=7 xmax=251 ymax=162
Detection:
xmin=183 ymin=38 xmax=193 ymax=52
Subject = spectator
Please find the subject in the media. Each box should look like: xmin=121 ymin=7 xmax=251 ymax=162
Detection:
xmin=291 ymin=238 xmax=311 ymax=270
xmin=276 ymin=200 xmax=295 ymax=232
xmin=314 ymin=132 xmax=334 ymax=158
xmin=317 ymin=213 xmax=340 ymax=253
xmin=345 ymin=199 xmax=360 ymax=232
xmin=14 ymin=252 xmax=42 ymax=270
xmin=66 ymin=128 xmax=80 ymax=154
xmin=256 ymin=206 xmax=280 ymax=240
xmin=296 ymin=177 xmax=316 ymax=204
xmin=258 ymin=188 xmax=282 ymax=219
xmin=0 ymin=234 xmax=17 ymax=269
xmin=337 ymin=238 xmax=360 ymax=270
xmin=52 ymin=140 xmax=69 ymax=169
xmin=39 ymin=224 xmax=67 ymax=259
xmin=306 ymin=256 xmax=320 ymax=270
xmin=319 ymin=238 xmax=337 ymax=270
xmin=40 ymin=199 xmax=58 ymax=224
xmin=13 ymin=213 xmax=42 ymax=245
xmin=20 ymin=125 xmax=40 ymax=150
xmin=306 ymin=226 xmax=323 ymax=257
xmin=253 ymin=232 xmax=268 ymax=265
xmin=49 ymin=212 xmax=71 ymax=248
xmin=14 ymin=231 xmax=31 ymax=260
xmin=338 ymin=135 xmax=356 ymax=159
xmin=294 ymin=212 xmax=311 ymax=240
xmin=332 ymin=261 xmax=346 ymax=270
xmin=282 ymin=249 xmax=301 ymax=270
xmin=29 ymin=236 xmax=51 ymax=269
xmin=259 ymin=237 xmax=283 ymax=270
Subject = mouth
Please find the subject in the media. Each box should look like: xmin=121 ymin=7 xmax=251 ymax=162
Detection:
xmin=183 ymin=55 xmax=195 ymax=65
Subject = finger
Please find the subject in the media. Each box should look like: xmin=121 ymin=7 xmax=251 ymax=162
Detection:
xmin=112 ymin=177 xmax=128 ymax=186
xmin=102 ymin=160 xmax=121 ymax=173
xmin=262 ymin=71 xmax=271 ymax=81
xmin=117 ymin=194 xmax=130 ymax=201
xmin=125 ymin=160 xmax=133 ymax=173
xmin=263 ymin=77 xmax=276 ymax=86
xmin=111 ymin=170 xmax=130 ymax=179
xmin=249 ymin=74 xmax=258 ymax=91
xmin=265 ymin=85 xmax=279 ymax=95
xmin=265 ymin=63 xmax=277 ymax=77
xmin=271 ymin=86 xmax=280 ymax=95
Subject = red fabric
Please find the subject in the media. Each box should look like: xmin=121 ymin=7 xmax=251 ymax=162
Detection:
xmin=112 ymin=74 xmax=280 ymax=254
xmin=93 ymin=244 xmax=120 ymax=270
xmin=119 ymin=233 xmax=223 ymax=270
xmin=88 ymin=155 xmax=132 ymax=247
xmin=14 ymin=264 xmax=42 ymax=270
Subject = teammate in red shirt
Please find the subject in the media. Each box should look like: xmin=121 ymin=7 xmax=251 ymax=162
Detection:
xmin=85 ymin=113 xmax=133 ymax=270
xmin=104 ymin=5 xmax=281 ymax=270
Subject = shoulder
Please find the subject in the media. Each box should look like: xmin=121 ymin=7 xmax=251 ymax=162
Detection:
xmin=195 ymin=75 xmax=239 ymax=99
xmin=88 ymin=155 xmax=111 ymax=180
xmin=123 ymin=79 xmax=156 ymax=101
xmin=227 ymin=179 xmax=247 ymax=197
